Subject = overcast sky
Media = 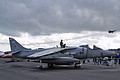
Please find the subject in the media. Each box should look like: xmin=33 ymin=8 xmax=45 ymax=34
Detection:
xmin=0 ymin=0 xmax=120 ymax=51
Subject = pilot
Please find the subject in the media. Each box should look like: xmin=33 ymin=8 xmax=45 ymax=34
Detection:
xmin=60 ymin=39 xmax=63 ymax=48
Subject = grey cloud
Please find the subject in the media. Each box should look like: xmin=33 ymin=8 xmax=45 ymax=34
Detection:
xmin=0 ymin=0 xmax=120 ymax=36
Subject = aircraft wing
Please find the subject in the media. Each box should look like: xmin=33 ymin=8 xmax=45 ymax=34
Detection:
xmin=27 ymin=47 xmax=77 ymax=58
xmin=11 ymin=50 xmax=21 ymax=54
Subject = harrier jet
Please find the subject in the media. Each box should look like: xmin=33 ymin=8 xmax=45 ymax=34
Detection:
xmin=9 ymin=38 xmax=115 ymax=68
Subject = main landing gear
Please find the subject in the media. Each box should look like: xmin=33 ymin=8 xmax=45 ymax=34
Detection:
xmin=37 ymin=60 xmax=43 ymax=69
xmin=74 ymin=61 xmax=81 ymax=68
xmin=47 ymin=63 xmax=54 ymax=68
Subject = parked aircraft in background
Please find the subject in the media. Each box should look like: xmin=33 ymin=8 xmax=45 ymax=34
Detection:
xmin=0 ymin=51 xmax=4 ymax=58
xmin=9 ymin=38 xmax=115 ymax=68
xmin=0 ymin=51 xmax=12 ymax=58
xmin=79 ymin=45 xmax=115 ymax=58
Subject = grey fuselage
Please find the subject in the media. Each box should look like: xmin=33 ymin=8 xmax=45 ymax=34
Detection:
xmin=13 ymin=47 xmax=115 ymax=60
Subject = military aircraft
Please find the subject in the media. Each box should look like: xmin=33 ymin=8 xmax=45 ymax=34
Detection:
xmin=0 ymin=51 xmax=12 ymax=58
xmin=108 ymin=30 xmax=116 ymax=33
xmin=9 ymin=38 xmax=115 ymax=68
xmin=0 ymin=51 xmax=5 ymax=58
xmin=79 ymin=45 xmax=115 ymax=58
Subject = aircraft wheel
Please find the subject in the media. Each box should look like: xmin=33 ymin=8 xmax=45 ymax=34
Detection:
xmin=11 ymin=59 xmax=15 ymax=62
xmin=74 ymin=63 xmax=81 ymax=68
xmin=27 ymin=59 xmax=30 ymax=62
xmin=37 ymin=65 xmax=43 ymax=69
xmin=17 ymin=60 xmax=20 ymax=62
xmin=48 ymin=63 xmax=54 ymax=68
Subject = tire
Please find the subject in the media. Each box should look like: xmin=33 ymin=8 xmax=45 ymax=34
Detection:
xmin=48 ymin=63 xmax=54 ymax=68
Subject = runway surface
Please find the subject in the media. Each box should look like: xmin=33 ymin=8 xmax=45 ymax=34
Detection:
xmin=0 ymin=59 xmax=120 ymax=80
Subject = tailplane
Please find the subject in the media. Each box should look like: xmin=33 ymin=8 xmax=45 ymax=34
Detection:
xmin=9 ymin=37 xmax=31 ymax=52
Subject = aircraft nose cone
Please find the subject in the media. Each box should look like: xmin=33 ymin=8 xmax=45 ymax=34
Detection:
xmin=102 ymin=50 xmax=116 ymax=57
xmin=107 ymin=51 xmax=116 ymax=56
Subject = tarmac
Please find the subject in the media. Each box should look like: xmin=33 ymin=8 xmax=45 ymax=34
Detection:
xmin=0 ymin=58 xmax=120 ymax=80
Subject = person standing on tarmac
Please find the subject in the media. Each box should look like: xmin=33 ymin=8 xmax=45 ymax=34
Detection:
xmin=60 ymin=39 xmax=63 ymax=48
xmin=118 ymin=53 xmax=120 ymax=65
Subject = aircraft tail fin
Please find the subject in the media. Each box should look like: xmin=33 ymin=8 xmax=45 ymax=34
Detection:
xmin=9 ymin=37 xmax=31 ymax=52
